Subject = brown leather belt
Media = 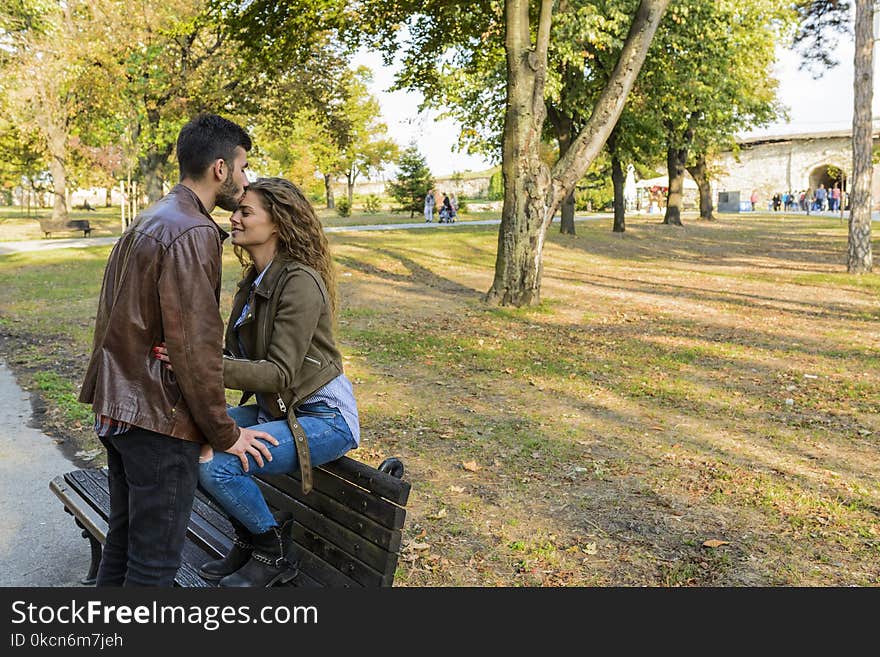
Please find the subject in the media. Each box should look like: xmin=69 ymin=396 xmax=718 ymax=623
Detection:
xmin=287 ymin=414 xmax=313 ymax=494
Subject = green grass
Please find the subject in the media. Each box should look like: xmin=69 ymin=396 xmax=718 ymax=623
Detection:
xmin=32 ymin=371 xmax=94 ymax=427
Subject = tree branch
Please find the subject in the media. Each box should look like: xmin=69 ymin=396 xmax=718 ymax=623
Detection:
xmin=549 ymin=0 xmax=669 ymax=214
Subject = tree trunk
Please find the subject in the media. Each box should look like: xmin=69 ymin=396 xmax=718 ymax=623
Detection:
xmin=487 ymin=0 xmax=669 ymax=306
xmin=347 ymin=168 xmax=356 ymax=206
xmin=48 ymin=154 xmax=68 ymax=223
xmin=548 ymin=106 xmax=577 ymax=235
xmin=140 ymin=146 xmax=173 ymax=203
xmin=560 ymin=191 xmax=576 ymax=234
xmin=324 ymin=174 xmax=335 ymax=209
xmin=45 ymin=120 xmax=68 ymax=223
xmin=687 ymin=154 xmax=715 ymax=220
xmin=663 ymin=143 xmax=687 ymax=226
xmin=849 ymin=0 xmax=874 ymax=273
xmin=611 ymin=152 xmax=625 ymax=232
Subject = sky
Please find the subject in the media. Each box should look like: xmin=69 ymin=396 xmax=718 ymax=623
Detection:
xmin=354 ymin=29 xmax=860 ymax=179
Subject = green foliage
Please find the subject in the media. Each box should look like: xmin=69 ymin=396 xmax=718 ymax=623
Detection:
xmin=387 ymin=144 xmax=433 ymax=216
xmin=646 ymin=0 xmax=792 ymax=157
xmin=336 ymin=198 xmax=352 ymax=217
xmin=364 ymin=194 xmax=381 ymax=214
xmin=488 ymin=170 xmax=504 ymax=201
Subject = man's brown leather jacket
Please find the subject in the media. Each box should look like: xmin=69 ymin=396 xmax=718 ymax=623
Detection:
xmin=79 ymin=184 xmax=239 ymax=451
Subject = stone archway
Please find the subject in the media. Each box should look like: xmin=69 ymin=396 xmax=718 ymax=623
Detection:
xmin=808 ymin=163 xmax=847 ymax=193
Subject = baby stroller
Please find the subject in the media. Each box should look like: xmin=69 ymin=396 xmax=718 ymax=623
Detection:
xmin=439 ymin=205 xmax=451 ymax=223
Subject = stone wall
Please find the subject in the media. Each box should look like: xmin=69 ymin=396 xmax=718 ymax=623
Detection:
xmin=713 ymin=132 xmax=880 ymax=210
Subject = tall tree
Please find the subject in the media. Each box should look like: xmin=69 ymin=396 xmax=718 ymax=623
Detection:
xmin=361 ymin=0 xmax=668 ymax=306
xmin=849 ymin=0 xmax=873 ymax=273
xmin=639 ymin=0 xmax=788 ymax=227
xmin=336 ymin=67 xmax=399 ymax=205
xmin=387 ymin=144 xmax=433 ymax=218
xmin=0 ymin=0 xmax=95 ymax=222
xmin=487 ymin=0 xmax=666 ymax=305
xmin=793 ymin=1 xmax=853 ymax=74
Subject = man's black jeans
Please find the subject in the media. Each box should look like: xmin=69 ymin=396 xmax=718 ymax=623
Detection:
xmin=96 ymin=428 xmax=201 ymax=586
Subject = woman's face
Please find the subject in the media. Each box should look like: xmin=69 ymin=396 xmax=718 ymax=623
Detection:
xmin=230 ymin=189 xmax=278 ymax=252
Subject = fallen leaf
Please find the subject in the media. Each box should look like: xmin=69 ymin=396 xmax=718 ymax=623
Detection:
xmin=449 ymin=485 xmax=466 ymax=493
xmin=430 ymin=508 xmax=448 ymax=519
xmin=462 ymin=461 xmax=481 ymax=472
xmin=582 ymin=542 xmax=598 ymax=555
xmin=702 ymin=539 xmax=729 ymax=549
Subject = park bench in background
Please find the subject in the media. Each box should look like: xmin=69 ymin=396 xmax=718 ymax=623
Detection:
xmin=38 ymin=218 xmax=92 ymax=238
xmin=49 ymin=455 xmax=410 ymax=587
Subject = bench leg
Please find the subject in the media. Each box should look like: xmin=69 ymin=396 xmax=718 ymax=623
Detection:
xmin=74 ymin=517 xmax=103 ymax=586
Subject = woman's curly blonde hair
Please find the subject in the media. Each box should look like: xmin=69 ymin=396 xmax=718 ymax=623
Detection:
xmin=234 ymin=177 xmax=337 ymax=314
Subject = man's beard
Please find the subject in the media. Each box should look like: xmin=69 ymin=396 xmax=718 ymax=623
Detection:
xmin=216 ymin=169 xmax=243 ymax=211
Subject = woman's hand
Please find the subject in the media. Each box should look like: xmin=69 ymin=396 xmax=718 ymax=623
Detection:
xmin=152 ymin=342 xmax=173 ymax=371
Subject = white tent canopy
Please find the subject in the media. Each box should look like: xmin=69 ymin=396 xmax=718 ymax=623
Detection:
xmin=635 ymin=173 xmax=698 ymax=190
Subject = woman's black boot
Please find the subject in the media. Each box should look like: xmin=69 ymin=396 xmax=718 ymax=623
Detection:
xmin=218 ymin=522 xmax=297 ymax=587
xmin=199 ymin=519 xmax=253 ymax=581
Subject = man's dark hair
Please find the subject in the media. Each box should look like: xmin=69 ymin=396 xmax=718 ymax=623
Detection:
xmin=176 ymin=113 xmax=252 ymax=181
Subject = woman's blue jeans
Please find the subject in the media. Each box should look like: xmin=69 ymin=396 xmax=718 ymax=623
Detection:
xmin=199 ymin=402 xmax=356 ymax=534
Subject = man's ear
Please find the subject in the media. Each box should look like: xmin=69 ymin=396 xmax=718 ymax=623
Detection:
xmin=211 ymin=158 xmax=226 ymax=182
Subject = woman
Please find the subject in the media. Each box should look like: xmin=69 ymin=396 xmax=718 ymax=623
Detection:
xmin=156 ymin=177 xmax=359 ymax=587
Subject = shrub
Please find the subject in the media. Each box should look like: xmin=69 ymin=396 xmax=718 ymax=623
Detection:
xmin=364 ymin=194 xmax=381 ymax=214
xmin=488 ymin=171 xmax=504 ymax=200
xmin=336 ymin=198 xmax=351 ymax=217
xmin=457 ymin=200 xmax=468 ymax=214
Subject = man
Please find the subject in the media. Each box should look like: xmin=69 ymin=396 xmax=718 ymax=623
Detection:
xmin=79 ymin=113 xmax=277 ymax=586
xmin=815 ymin=184 xmax=827 ymax=212
xmin=424 ymin=188 xmax=435 ymax=222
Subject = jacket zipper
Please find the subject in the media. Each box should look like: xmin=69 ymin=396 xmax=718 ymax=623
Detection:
xmin=304 ymin=356 xmax=321 ymax=366
xmin=277 ymin=395 xmax=287 ymax=414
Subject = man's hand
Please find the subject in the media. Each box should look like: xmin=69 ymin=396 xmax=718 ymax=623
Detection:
xmin=225 ymin=427 xmax=279 ymax=472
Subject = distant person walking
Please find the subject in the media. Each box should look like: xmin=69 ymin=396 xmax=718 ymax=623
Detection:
xmin=424 ymin=188 xmax=435 ymax=222
xmin=831 ymin=183 xmax=841 ymax=212
xmin=815 ymin=184 xmax=827 ymax=211
xmin=750 ymin=189 xmax=758 ymax=212
xmin=439 ymin=193 xmax=455 ymax=223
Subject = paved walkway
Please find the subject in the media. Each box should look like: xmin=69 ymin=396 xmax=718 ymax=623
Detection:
xmin=3 ymin=210 xmax=876 ymax=256
xmin=0 ymin=360 xmax=89 ymax=586
xmin=0 ymin=214 xmax=610 ymax=256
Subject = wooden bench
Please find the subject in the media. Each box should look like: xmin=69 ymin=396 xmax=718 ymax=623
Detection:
xmin=49 ymin=455 xmax=410 ymax=587
xmin=39 ymin=218 xmax=92 ymax=238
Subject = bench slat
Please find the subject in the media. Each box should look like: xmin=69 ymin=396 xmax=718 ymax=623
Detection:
xmin=318 ymin=456 xmax=411 ymax=506
xmin=50 ymin=475 xmax=108 ymax=543
xmin=256 ymin=475 xmax=402 ymax=551
xmin=255 ymin=476 xmax=400 ymax=572
xmin=262 ymin=472 xmax=407 ymax=530
xmin=287 ymin=543 xmax=360 ymax=588
xmin=291 ymin=521 xmax=394 ymax=587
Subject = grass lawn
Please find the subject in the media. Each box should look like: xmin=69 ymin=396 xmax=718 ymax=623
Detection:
xmin=0 ymin=211 xmax=878 ymax=586
xmin=0 ymin=204 xmax=499 ymax=241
